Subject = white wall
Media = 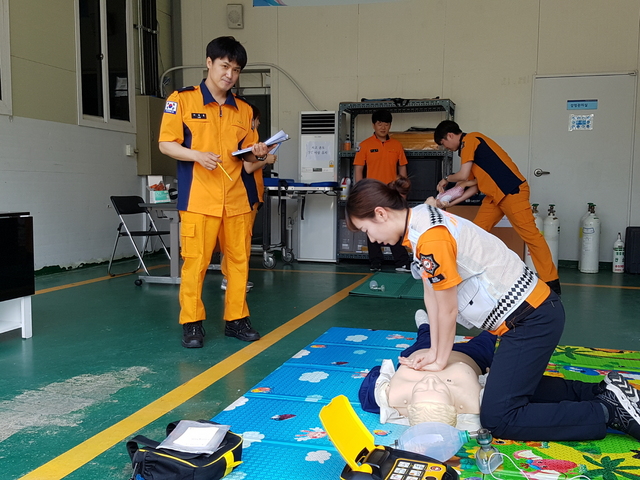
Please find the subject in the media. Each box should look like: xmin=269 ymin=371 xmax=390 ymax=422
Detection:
xmin=0 ymin=115 xmax=141 ymax=269
xmin=0 ymin=0 xmax=178 ymax=270
xmin=179 ymin=0 xmax=640 ymax=261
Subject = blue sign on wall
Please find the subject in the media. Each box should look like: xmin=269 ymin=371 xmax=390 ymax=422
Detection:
xmin=567 ymin=99 xmax=598 ymax=110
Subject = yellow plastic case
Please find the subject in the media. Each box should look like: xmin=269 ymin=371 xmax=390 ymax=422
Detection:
xmin=320 ymin=395 xmax=460 ymax=480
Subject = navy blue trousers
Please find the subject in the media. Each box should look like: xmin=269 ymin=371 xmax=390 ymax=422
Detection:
xmin=480 ymin=292 xmax=607 ymax=441
xmin=367 ymin=236 xmax=410 ymax=269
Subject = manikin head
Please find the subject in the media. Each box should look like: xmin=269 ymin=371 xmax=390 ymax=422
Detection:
xmin=406 ymin=374 xmax=457 ymax=426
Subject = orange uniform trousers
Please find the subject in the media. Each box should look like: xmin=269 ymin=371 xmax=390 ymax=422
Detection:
xmin=473 ymin=183 xmax=559 ymax=283
xmin=220 ymin=208 xmax=259 ymax=279
xmin=179 ymin=210 xmax=251 ymax=324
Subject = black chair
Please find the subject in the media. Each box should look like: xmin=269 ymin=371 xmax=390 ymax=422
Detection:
xmin=107 ymin=196 xmax=171 ymax=277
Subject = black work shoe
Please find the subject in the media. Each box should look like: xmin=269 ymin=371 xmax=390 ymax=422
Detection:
xmin=370 ymin=265 xmax=382 ymax=272
xmin=225 ymin=317 xmax=260 ymax=342
xmin=546 ymin=279 xmax=562 ymax=296
xmin=596 ymin=372 xmax=640 ymax=440
xmin=182 ymin=321 xmax=205 ymax=348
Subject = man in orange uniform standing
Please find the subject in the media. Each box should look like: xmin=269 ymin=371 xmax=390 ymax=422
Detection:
xmin=159 ymin=36 xmax=269 ymax=347
xmin=354 ymin=109 xmax=411 ymax=272
xmin=434 ymin=120 xmax=561 ymax=296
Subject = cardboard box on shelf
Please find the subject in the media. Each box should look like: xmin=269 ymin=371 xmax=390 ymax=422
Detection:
xmin=447 ymin=205 xmax=525 ymax=260
xmin=389 ymin=131 xmax=441 ymax=150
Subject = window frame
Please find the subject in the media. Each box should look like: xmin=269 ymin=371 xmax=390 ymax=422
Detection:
xmin=74 ymin=0 xmax=136 ymax=132
xmin=0 ymin=0 xmax=12 ymax=116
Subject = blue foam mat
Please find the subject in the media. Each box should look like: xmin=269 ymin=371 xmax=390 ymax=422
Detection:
xmin=213 ymin=327 xmax=470 ymax=479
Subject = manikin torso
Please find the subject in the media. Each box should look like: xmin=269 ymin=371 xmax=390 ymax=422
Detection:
xmin=387 ymin=350 xmax=483 ymax=417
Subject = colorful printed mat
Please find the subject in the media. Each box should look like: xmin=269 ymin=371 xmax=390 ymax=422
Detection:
xmin=212 ymin=327 xmax=640 ymax=480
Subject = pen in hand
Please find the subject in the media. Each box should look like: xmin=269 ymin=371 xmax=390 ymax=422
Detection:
xmin=217 ymin=163 xmax=233 ymax=181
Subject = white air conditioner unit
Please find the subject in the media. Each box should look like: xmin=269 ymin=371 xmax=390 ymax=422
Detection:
xmin=299 ymin=111 xmax=337 ymax=183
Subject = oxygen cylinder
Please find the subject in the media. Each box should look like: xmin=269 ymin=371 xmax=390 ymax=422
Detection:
xmin=613 ymin=232 xmax=625 ymax=273
xmin=524 ymin=204 xmax=543 ymax=272
xmin=543 ymin=204 xmax=560 ymax=268
xmin=578 ymin=203 xmax=593 ymax=270
xmin=579 ymin=204 xmax=601 ymax=273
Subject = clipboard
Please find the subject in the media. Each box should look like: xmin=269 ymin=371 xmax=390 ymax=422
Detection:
xmin=232 ymin=130 xmax=289 ymax=156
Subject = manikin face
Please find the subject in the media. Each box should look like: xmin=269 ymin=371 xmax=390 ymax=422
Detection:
xmin=439 ymin=133 xmax=460 ymax=152
xmin=351 ymin=211 xmax=402 ymax=246
xmin=373 ymin=121 xmax=391 ymax=140
xmin=411 ymin=374 xmax=455 ymax=407
xmin=206 ymin=56 xmax=241 ymax=95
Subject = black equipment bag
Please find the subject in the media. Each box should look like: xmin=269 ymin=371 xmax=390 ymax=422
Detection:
xmin=127 ymin=420 xmax=243 ymax=480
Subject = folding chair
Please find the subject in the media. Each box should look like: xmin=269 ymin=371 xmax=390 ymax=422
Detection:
xmin=107 ymin=196 xmax=171 ymax=277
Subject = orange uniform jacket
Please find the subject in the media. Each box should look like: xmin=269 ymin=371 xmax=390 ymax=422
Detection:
xmin=354 ymin=135 xmax=408 ymax=184
xmin=459 ymin=132 xmax=525 ymax=204
xmin=159 ymin=81 xmax=258 ymax=217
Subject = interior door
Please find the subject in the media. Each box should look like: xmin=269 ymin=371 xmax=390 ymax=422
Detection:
xmin=529 ymin=73 xmax=636 ymax=262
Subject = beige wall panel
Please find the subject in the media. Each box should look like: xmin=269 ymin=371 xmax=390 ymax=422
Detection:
xmin=357 ymin=1 xmax=444 ymax=101
xmin=441 ymin=1 xmax=539 ymax=138
xmin=12 ymin=58 xmax=77 ymax=124
xmin=538 ymin=0 xmax=640 ymax=75
xmin=356 ymin=71 xmax=444 ymax=102
xmin=276 ymin=5 xmax=358 ymax=78
xmin=274 ymin=5 xmax=359 ymax=178
xmin=180 ymin=1 xmax=205 ymax=85
xmin=9 ymin=0 xmax=75 ymax=72
xmin=206 ymin=1 xmax=279 ymax=65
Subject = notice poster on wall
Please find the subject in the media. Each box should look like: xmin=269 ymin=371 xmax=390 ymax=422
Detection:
xmin=569 ymin=114 xmax=594 ymax=131
xmin=255 ymin=0 xmax=398 ymax=5
xmin=304 ymin=140 xmax=332 ymax=163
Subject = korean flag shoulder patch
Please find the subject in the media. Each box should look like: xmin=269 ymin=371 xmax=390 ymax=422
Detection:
xmin=419 ymin=253 xmax=440 ymax=276
xmin=164 ymin=101 xmax=178 ymax=114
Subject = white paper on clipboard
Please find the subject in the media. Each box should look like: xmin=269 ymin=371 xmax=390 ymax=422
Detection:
xmin=232 ymin=130 xmax=289 ymax=156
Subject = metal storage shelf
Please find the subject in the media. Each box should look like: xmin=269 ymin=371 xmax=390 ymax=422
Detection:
xmin=339 ymin=149 xmax=449 ymax=158
xmin=339 ymin=99 xmax=455 ymax=117
xmin=336 ymin=98 xmax=455 ymax=261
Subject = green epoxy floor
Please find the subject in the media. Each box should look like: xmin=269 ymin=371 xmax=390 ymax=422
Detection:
xmin=1 ymin=257 xmax=640 ymax=479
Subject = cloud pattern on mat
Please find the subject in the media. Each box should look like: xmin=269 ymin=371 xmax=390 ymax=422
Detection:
xmin=345 ymin=334 xmax=368 ymax=343
xmin=292 ymin=349 xmax=310 ymax=359
xmin=242 ymin=431 xmax=264 ymax=448
xmin=306 ymin=450 xmax=332 ymax=464
xmin=224 ymin=396 xmax=249 ymax=411
xmin=299 ymin=371 xmax=329 ymax=383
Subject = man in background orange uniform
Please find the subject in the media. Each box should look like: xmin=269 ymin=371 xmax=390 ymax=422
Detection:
xmin=354 ymin=109 xmax=411 ymax=272
xmin=434 ymin=120 xmax=561 ymax=296
xmin=159 ymin=36 xmax=269 ymax=347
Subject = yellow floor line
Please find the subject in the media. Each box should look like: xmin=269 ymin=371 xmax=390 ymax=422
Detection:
xmin=35 ymin=265 xmax=364 ymax=295
xmin=20 ymin=274 xmax=372 ymax=480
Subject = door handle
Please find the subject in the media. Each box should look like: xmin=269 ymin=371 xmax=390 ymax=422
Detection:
xmin=533 ymin=168 xmax=550 ymax=177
